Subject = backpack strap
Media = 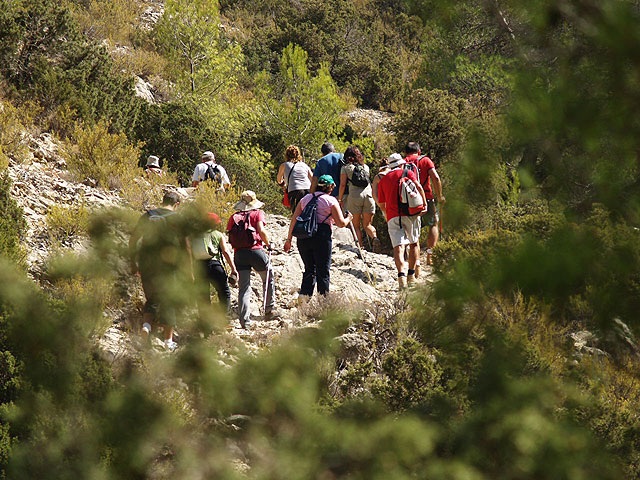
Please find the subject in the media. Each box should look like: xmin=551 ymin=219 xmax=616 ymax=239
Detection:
xmin=286 ymin=162 xmax=296 ymax=189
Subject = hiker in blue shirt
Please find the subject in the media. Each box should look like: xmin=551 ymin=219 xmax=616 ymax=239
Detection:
xmin=310 ymin=142 xmax=345 ymax=198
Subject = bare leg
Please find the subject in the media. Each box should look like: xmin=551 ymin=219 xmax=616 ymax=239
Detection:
xmin=362 ymin=212 xmax=376 ymax=239
xmin=393 ymin=245 xmax=407 ymax=275
xmin=352 ymin=213 xmax=363 ymax=246
xmin=427 ymin=225 xmax=439 ymax=265
xmin=162 ymin=325 xmax=173 ymax=341
xmin=408 ymin=242 xmax=420 ymax=271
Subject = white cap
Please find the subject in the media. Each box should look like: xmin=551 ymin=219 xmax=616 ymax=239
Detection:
xmin=201 ymin=151 xmax=215 ymax=161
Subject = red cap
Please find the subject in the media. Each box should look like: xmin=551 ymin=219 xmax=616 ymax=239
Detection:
xmin=207 ymin=212 xmax=221 ymax=224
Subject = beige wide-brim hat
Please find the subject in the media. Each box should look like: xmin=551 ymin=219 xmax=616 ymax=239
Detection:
xmin=234 ymin=190 xmax=264 ymax=211
xmin=146 ymin=155 xmax=160 ymax=168
xmin=387 ymin=153 xmax=405 ymax=169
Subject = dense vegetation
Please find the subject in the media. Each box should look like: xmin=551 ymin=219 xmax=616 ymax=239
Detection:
xmin=1 ymin=0 xmax=640 ymax=478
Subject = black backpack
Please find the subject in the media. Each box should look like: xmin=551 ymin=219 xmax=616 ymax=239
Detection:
xmin=350 ymin=164 xmax=370 ymax=188
xmin=204 ymin=163 xmax=222 ymax=184
xmin=292 ymin=194 xmax=331 ymax=239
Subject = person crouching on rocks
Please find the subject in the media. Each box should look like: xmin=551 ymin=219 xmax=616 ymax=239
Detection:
xmin=283 ymin=175 xmax=352 ymax=303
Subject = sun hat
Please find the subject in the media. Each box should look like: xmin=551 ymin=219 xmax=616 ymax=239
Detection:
xmin=146 ymin=155 xmax=160 ymax=168
xmin=317 ymin=174 xmax=335 ymax=186
xmin=387 ymin=153 xmax=405 ymax=169
xmin=233 ymin=190 xmax=264 ymax=212
xmin=201 ymin=151 xmax=215 ymax=162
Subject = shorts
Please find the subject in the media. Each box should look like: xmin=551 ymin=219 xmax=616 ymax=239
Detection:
xmin=387 ymin=215 xmax=421 ymax=248
xmin=346 ymin=194 xmax=376 ymax=215
xmin=422 ymin=200 xmax=439 ymax=227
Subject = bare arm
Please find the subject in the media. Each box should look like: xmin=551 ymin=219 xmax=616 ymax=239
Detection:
xmin=310 ymin=176 xmax=318 ymax=193
xmin=338 ymin=172 xmax=347 ymax=205
xmin=283 ymin=201 xmax=305 ymax=253
xmin=330 ymin=202 xmax=352 ymax=228
xmin=429 ymin=168 xmax=445 ymax=202
xmin=372 ymin=175 xmax=381 ymax=206
xmin=220 ymin=236 xmax=238 ymax=276
xmin=256 ymin=220 xmax=270 ymax=249
xmin=277 ymin=163 xmax=286 ymax=187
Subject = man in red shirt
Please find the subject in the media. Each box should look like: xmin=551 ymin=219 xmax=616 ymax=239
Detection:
xmin=378 ymin=153 xmax=427 ymax=289
xmin=404 ymin=142 xmax=445 ymax=270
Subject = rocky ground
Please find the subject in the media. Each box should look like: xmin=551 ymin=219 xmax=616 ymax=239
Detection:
xmin=8 ymin=132 xmax=431 ymax=363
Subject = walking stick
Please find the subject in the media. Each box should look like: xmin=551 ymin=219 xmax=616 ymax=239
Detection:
xmin=348 ymin=221 xmax=376 ymax=286
xmin=263 ymin=247 xmax=273 ymax=313
xmin=439 ymin=202 xmax=444 ymax=240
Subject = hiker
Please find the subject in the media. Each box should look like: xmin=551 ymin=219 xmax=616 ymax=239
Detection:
xmin=337 ymin=145 xmax=380 ymax=252
xmin=192 ymin=151 xmax=231 ymax=190
xmin=227 ymin=191 xmax=276 ymax=328
xmin=372 ymin=154 xmax=395 ymax=214
xmin=190 ymin=212 xmax=238 ymax=313
xmin=377 ymin=154 xmax=427 ymax=289
xmin=129 ymin=191 xmax=186 ymax=350
xmin=277 ymin=145 xmax=313 ymax=213
xmin=310 ymin=142 xmax=344 ymax=197
xmin=144 ymin=155 xmax=163 ymax=176
xmin=283 ymin=175 xmax=353 ymax=300
xmin=404 ymin=142 xmax=445 ymax=267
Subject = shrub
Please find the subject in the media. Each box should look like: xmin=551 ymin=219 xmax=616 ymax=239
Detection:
xmin=0 ymin=174 xmax=26 ymax=263
xmin=392 ymin=88 xmax=469 ymax=165
xmin=372 ymin=338 xmax=445 ymax=412
xmin=46 ymin=202 xmax=89 ymax=243
xmin=0 ymin=101 xmax=37 ymax=166
xmin=62 ymin=120 xmax=141 ymax=190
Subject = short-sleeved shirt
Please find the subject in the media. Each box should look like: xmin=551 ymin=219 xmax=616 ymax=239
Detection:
xmin=405 ymin=153 xmax=435 ymax=200
xmin=192 ymin=161 xmax=231 ymax=187
xmin=226 ymin=209 xmax=265 ymax=249
xmin=313 ymin=152 xmax=344 ymax=197
xmin=377 ymin=164 xmax=420 ymax=221
xmin=299 ymin=192 xmax=339 ymax=226
xmin=191 ymin=229 xmax=223 ymax=261
xmin=283 ymin=161 xmax=312 ymax=192
xmin=341 ymin=163 xmax=372 ymax=198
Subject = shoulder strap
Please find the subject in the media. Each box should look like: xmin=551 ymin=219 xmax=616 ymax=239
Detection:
xmin=286 ymin=162 xmax=296 ymax=186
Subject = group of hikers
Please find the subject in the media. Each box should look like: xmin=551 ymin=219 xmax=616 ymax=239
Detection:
xmin=130 ymin=142 xmax=444 ymax=347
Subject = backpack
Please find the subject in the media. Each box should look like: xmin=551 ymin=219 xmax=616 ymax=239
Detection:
xmin=140 ymin=209 xmax=178 ymax=251
xmin=292 ymin=193 xmax=330 ymax=239
xmin=349 ymin=164 xmax=370 ymax=188
xmin=397 ymin=165 xmax=424 ymax=220
xmin=228 ymin=211 xmax=259 ymax=249
xmin=204 ymin=163 xmax=222 ymax=184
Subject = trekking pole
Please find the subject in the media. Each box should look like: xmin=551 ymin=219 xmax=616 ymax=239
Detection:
xmin=439 ymin=203 xmax=444 ymax=240
xmin=263 ymin=247 xmax=273 ymax=313
xmin=348 ymin=221 xmax=376 ymax=286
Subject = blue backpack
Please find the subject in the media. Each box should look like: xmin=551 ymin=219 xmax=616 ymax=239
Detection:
xmin=292 ymin=193 xmax=331 ymax=239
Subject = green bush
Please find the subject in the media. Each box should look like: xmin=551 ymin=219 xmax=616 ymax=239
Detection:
xmin=0 ymin=174 xmax=26 ymax=264
xmin=63 ymin=120 xmax=142 ymax=190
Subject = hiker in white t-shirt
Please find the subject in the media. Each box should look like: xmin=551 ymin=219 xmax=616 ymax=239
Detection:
xmin=192 ymin=151 xmax=231 ymax=190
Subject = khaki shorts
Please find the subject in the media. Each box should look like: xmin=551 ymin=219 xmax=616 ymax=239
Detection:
xmin=346 ymin=194 xmax=376 ymax=215
xmin=387 ymin=215 xmax=421 ymax=248
xmin=423 ymin=200 xmax=439 ymax=227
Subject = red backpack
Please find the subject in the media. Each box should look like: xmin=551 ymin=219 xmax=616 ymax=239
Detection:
xmin=228 ymin=211 xmax=259 ymax=249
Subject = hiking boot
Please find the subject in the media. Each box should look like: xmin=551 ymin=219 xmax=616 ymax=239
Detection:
xmin=372 ymin=237 xmax=382 ymax=253
xmin=264 ymin=310 xmax=281 ymax=322
xmin=398 ymin=275 xmax=407 ymax=290
xmin=407 ymin=273 xmax=416 ymax=286
xmin=426 ymin=249 xmax=433 ymax=266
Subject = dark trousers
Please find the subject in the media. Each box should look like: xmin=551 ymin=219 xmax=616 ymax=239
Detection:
xmin=288 ymin=189 xmax=310 ymax=213
xmin=297 ymin=223 xmax=332 ymax=296
xmin=200 ymin=259 xmax=230 ymax=307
